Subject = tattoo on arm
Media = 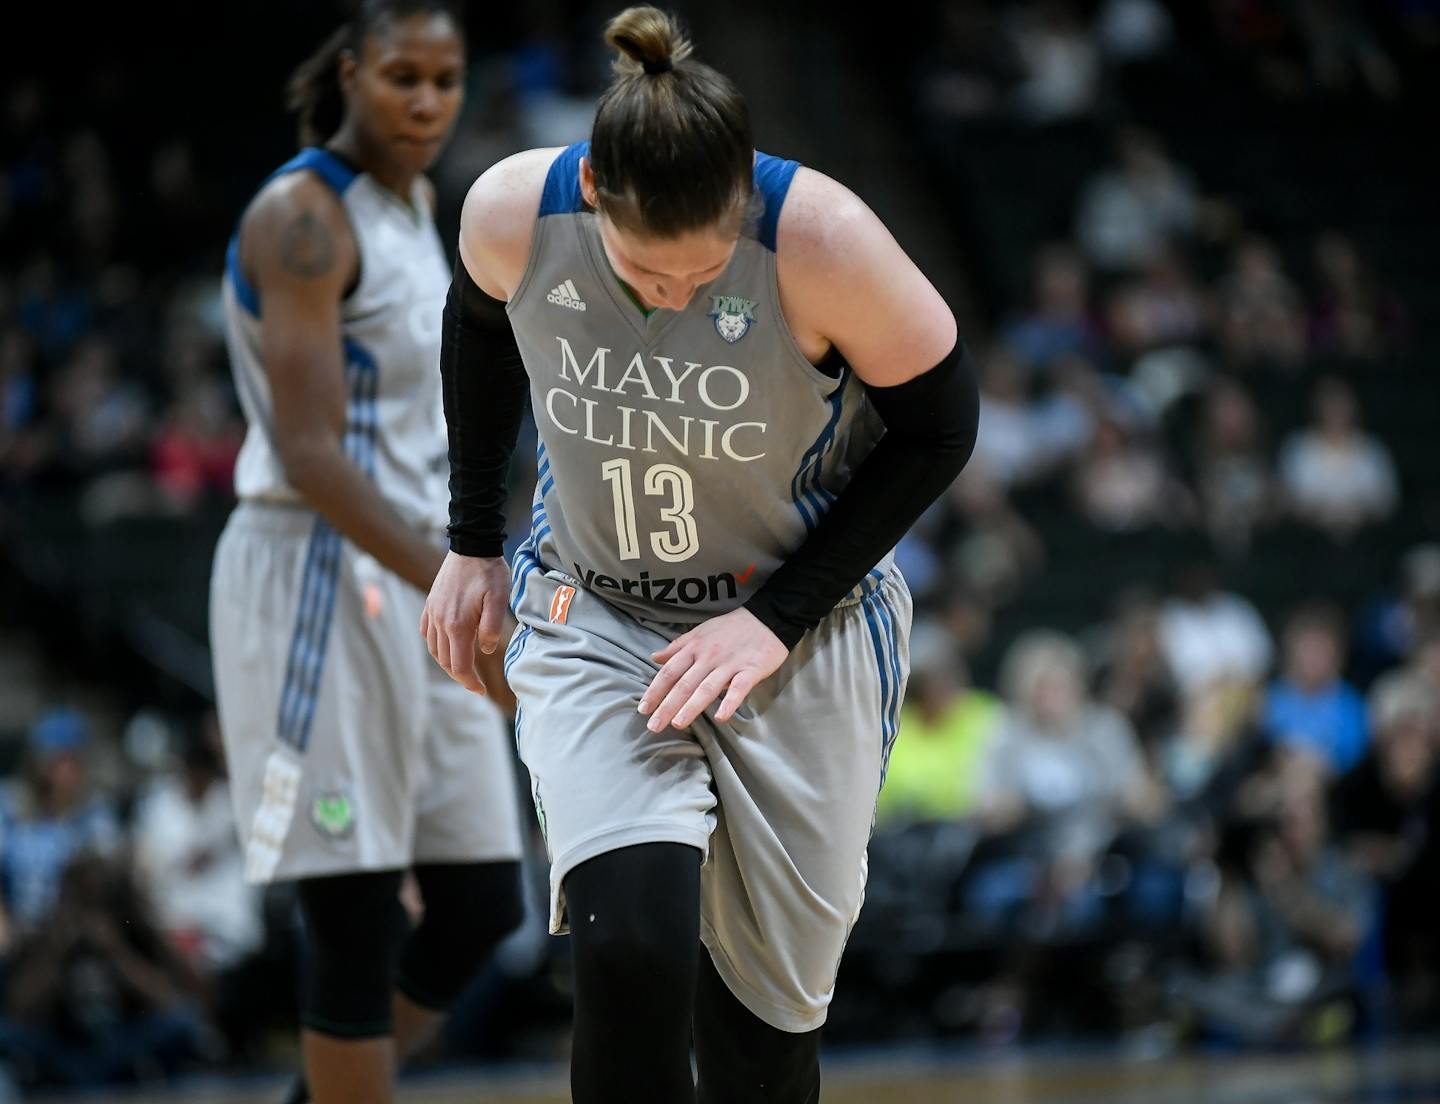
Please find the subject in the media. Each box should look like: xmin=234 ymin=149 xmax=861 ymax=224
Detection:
xmin=279 ymin=211 xmax=336 ymax=277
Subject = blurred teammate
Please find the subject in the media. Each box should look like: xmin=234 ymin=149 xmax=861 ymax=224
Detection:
xmin=209 ymin=4 xmax=524 ymax=1102
xmin=423 ymin=7 xmax=978 ymax=1100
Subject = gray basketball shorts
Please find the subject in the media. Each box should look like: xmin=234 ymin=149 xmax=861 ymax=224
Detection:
xmin=210 ymin=502 xmax=524 ymax=885
xmin=504 ymin=554 xmax=911 ymax=1032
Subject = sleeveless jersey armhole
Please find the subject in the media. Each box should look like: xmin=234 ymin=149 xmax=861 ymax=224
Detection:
xmin=508 ymin=142 xmax=590 ymax=316
xmin=753 ymin=155 xmax=843 ymax=393
xmin=227 ymin=148 xmax=364 ymax=317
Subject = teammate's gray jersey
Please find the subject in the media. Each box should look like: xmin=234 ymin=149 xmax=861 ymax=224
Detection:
xmin=222 ymin=148 xmax=450 ymax=529
xmin=508 ymin=142 xmax=892 ymax=623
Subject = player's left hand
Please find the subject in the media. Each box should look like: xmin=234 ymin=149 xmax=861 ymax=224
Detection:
xmin=639 ymin=607 xmax=788 ymax=732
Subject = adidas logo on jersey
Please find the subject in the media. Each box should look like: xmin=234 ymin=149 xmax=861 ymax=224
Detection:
xmin=546 ymin=279 xmax=587 ymax=311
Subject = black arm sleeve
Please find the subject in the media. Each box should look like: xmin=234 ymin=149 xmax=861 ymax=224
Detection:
xmin=440 ymin=256 xmax=529 ymax=558
xmin=743 ymin=340 xmax=979 ymax=649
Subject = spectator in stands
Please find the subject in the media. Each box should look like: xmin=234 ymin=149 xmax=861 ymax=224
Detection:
xmin=1001 ymin=244 xmax=1106 ymax=373
xmin=148 ymin=375 xmax=241 ymax=512
xmin=1308 ymin=231 xmax=1407 ymax=361
xmin=38 ymin=334 xmax=149 ymax=489
xmin=132 ymin=714 xmax=267 ymax=1062
xmin=1174 ymin=757 xmax=1372 ymax=1043
xmin=877 ymin=622 xmax=1000 ymax=825
xmin=1331 ymin=669 xmax=1437 ymax=879
xmin=946 ymin=466 xmax=1046 ymax=609
xmin=0 ymin=326 xmax=43 ymax=485
xmin=970 ymin=347 xmax=1048 ymax=487
xmin=1353 ymin=544 xmax=1440 ymax=683
xmin=1279 ymin=376 xmax=1398 ymax=537
xmin=1191 ymin=375 xmax=1277 ymax=555
xmin=1158 ymin=560 xmax=1274 ymax=695
xmin=1264 ymin=602 xmax=1368 ymax=775
xmin=1329 ymin=669 xmax=1438 ymax=1017
xmin=1073 ymin=417 xmax=1192 ymax=532
xmin=1413 ymin=626 xmax=1440 ymax=680
xmin=971 ymin=631 xmax=1162 ymax=929
xmin=1005 ymin=0 xmax=1102 ymax=123
xmin=1033 ymin=351 xmax=1103 ymax=452
xmin=1093 ymin=590 xmax=1180 ymax=752
xmin=919 ymin=0 xmax=1020 ymax=122
xmin=1291 ymin=0 xmax=1401 ymax=99
xmin=1075 ymin=128 xmax=1199 ymax=273
xmin=1094 ymin=0 xmax=1174 ymax=64
xmin=1216 ymin=237 xmax=1307 ymax=368
xmin=0 ymin=328 xmax=37 ymax=437
xmin=0 ymin=709 xmax=120 ymax=951
xmin=132 ymin=713 xmax=261 ymax=979
xmin=15 ymin=255 xmax=96 ymax=363
xmin=1104 ymin=248 xmax=1212 ymax=357
xmin=0 ymin=852 xmax=211 ymax=1089
xmin=1158 ymin=679 xmax=1261 ymax=811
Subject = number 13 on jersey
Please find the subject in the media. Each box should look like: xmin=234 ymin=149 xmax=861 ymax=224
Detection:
xmin=600 ymin=458 xmax=699 ymax=564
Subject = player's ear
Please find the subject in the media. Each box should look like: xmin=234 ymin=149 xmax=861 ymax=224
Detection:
xmin=338 ymin=48 xmax=359 ymax=97
xmin=578 ymin=157 xmax=599 ymax=210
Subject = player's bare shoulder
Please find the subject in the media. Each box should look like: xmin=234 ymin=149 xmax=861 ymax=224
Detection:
xmin=772 ymin=168 xmax=899 ymax=358
xmin=459 ymin=146 xmax=566 ymax=300
xmin=775 ymin=168 xmax=876 ymax=268
xmin=775 ymin=166 xmax=955 ymax=385
xmin=239 ymin=170 xmax=358 ymax=292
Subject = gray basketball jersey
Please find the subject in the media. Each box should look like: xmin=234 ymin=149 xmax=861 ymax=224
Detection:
xmin=222 ymin=148 xmax=450 ymax=530
xmin=508 ymin=142 xmax=892 ymax=623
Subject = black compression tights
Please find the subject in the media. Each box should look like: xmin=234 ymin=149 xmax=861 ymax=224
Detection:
xmin=695 ymin=951 xmax=820 ymax=1104
xmin=564 ymin=843 xmax=820 ymax=1104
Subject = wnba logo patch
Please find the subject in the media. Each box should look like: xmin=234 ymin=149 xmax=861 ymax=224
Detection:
xmin=549 ymin=585 xmax=576 ymax=624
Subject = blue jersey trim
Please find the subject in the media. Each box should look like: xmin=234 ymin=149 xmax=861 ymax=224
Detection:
xmin=225 ymin=149 xmax=359 ymax=317
xmin=753 ymin=152 xmax=800 ymax=253
xmin=342 ymin=338 xmax=380 ymax=478
xmin=539 ymin=142 xmax=589 ymax=218
xmin=226 ymin=237 xmax=261 ymax=317
xmin=511 ymin=440 xmax=554 ymax=612
xmin=281 ymin=147 xmax=360 ymax=196
xmin=790 ymin=372 xmax=847 ymax=533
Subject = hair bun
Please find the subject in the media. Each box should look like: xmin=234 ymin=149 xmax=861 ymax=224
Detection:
xmin=605 ymin=5 xmax=693 ymax=76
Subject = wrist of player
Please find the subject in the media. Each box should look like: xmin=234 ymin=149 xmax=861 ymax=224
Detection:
xmin=742 ymin=589 xmax=808 ymax=651
xmin=444 ymin=526 xmax=505 ymax=559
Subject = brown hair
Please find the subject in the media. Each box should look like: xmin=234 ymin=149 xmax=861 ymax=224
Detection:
xmin=590 ymin=6 xmax=753 ymax=238
xmin=286 ymin=0 xmax=464 ymax=148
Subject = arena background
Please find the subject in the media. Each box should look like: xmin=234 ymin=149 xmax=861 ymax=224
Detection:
xmin=2 ymin=0 xmax=1439 ymax=1100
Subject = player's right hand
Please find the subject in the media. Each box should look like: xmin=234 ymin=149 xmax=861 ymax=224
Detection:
xmin=421 ymin=552 xmax=511 ymax=695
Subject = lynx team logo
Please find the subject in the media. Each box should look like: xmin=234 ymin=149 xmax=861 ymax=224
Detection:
xmin=710 ymin=295 xmax=757 ymax=344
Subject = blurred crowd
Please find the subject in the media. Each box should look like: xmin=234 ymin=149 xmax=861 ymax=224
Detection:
xmin=2 ymin=0 xmax=1438 ymax=1093
xmin=852 ymin=0 xmax=1440 ymax=1053
xmin=0 ymin=89 xmax=242 ymax=524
